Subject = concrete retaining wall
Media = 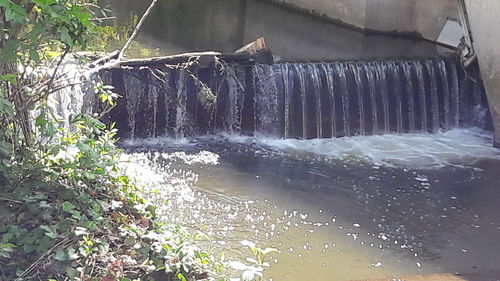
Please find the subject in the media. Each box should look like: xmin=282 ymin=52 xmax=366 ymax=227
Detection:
xmin=465 ymin=0 xmax=500 ymax=147
xmin=278 ymin=0 xmax=459 ymax=41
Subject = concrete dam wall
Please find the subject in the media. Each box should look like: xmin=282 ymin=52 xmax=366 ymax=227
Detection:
xmin=272 ymin=0 xmax=459 ymax=41
xmin=273 ymin=0 xmax=500 ymax=147
xmin=465 ymin=0 xmax=500 ymax=147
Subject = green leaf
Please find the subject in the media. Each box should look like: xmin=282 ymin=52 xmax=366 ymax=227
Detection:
xmin=66 ymin=247 xmax=79 ymax=260
xmin=76 ymin=142 xmax=92 ymax=152
xmin=62 ymin=201 xmax=76 ymax=212
xmin=29 ymin=49 xmax=40 ymax=64
xmin=0 ymin=0 xmax=10 ymax=8
xmin=177 ymin=273 xmax=187 ymax=281
xmin=23 ymin=242 xmax=35 ymax=254
xmin=54 ymin=248 xmax=67 ymax=261
xmin=40 ymin=225 xmax=59 ymax=239
xmin=0 ymin=74 xmax=17 ymax=84
xmin=0 ymin=97 xmax=14 ymax=117
xmin=5 ymin=2 xmax=27 ymax=23
xmin=67 ymin=268 xmax=78 ymax=279
xmin=35 ymin=112 xmax=47 ymax=127
xmin=46 ymin=122 xmax=56 ymax=137
xmin=59 ymin=26 xmax=72 ymax=46
xmin=0 ymin=39 xmax=19 ymax=63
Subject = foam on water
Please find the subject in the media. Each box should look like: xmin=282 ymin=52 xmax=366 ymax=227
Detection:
xmin=227 ymin=129 xmax=500 ymax=168
xmin=120 ymin=128 xmax=500 ymax=169
xmin=122 ymin=136 xmax=193 ymax=147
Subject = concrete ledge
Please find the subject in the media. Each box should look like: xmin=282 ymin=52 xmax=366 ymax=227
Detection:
xmin=465 ymin=0 xmax=500 ymax=148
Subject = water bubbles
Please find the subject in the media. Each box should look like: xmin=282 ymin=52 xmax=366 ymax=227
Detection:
xmin=415 ymin=175 xmax=429 ymax=182
xmin=378 ymin=233 xmax=389 ymax=241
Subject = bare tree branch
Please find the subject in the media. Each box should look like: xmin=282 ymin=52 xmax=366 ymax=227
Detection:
xmin=118 ymin=0 xmax=158 ymax=60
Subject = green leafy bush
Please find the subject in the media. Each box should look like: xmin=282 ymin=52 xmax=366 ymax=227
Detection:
xmin=0 ymin=1 xmax=222 ymax=280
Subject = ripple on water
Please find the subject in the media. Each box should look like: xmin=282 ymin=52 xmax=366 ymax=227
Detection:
xmin=118 ymin=129 xmax=500 ymax=280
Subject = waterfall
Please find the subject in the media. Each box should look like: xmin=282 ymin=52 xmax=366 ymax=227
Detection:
xmin=425 ymin=60 xmax=440 ymax=133
xmin=253 ymin=64 xmax=279 ymax=136
xmin=349 ymin=63 xmax=365 ymax=136
xmin=105 ymin=57 xmax=492 ymax=139
xmin=281 ymin=63 xmax=291 ymax=138
xmin=320 ymin=63 xmax=337 ymax=138
xmin=123 ymin=70 xmax=144 ymax=139
xmin=401 ymin=61 xmax=415 ymax=132
xmin=414 ymin=61 xmax=427 ymax=133
xmin=334 ymin=62 xmax=350 ymax=137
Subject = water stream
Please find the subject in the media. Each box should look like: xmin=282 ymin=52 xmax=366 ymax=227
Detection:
xmin=104 ymin=58 xmax=491 ymax=140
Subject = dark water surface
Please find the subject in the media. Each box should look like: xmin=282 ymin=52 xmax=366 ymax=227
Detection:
xmin=102 ymin=0 xmax=454 ymax=61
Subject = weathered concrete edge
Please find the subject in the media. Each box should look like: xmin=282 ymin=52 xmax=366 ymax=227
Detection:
xmin=465 ymin=0 xmax=500 ymax=148
xmin=254 ymin=0 xmax=426 ymax=41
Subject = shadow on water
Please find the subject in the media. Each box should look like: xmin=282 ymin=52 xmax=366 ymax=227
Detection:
xmin=101 ymin=0 xmax=453 ymax=61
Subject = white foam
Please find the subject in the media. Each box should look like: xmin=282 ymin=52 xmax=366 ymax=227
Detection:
xmin=228 ymin=129 xmax=500 ymax=168
xmin=122 ymin=136 xmax=192 ymax=147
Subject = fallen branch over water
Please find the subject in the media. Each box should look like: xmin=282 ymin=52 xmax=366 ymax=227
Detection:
xmin=93 ymin=49 xmax=272 ymax=73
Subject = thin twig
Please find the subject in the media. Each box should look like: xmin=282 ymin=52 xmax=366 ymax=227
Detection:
xmin=89 ymin=50 xmax=119 ymax=68
xmin=90 ymin=16 xmax=116 ymax=21
xmin=0 ymin=197 xmax=23 ymax=204
xmin=118 ymin=0 xmax=158 ymax=60
xmin=47 ymin=47 xmax=70 ymax=91
xmin=16 ymin=238 xmax=70 ymax=280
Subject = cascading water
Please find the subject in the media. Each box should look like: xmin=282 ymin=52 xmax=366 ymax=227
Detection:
xmin=104 ymin=58 xmax=491 ymax=139
xmin=253 ymin=65 xmax=280 ymax=136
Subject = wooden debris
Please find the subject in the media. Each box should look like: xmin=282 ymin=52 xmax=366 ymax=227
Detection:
xmin=236 ymin=37 xmax=267 ymax=54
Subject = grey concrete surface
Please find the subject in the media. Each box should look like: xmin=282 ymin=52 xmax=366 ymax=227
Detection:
xmin=103 ymin=0 xmax=451 ymax=61
xmin=465 ymin=0 xmax=500 ymax=147
xmin=278 ymin=0 xmax=459 ymax=41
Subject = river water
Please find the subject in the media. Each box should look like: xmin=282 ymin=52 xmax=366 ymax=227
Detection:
xmin=120 ymin=129 xmax=500 ymax=281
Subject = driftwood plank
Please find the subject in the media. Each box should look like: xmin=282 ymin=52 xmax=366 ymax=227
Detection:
xmin=99 ymin=49 xmax=272 ymax=70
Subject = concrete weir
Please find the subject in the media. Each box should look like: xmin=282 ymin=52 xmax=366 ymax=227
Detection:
xmin=103 ymin=0 xmax=500 ymax=145
xmin=266 ymin=0 xmax=459 ymax=41
xmin=465 ymin=0 xmax=500 ymax=147
xmin=264 ymin=0 xmax=500 ymax=147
